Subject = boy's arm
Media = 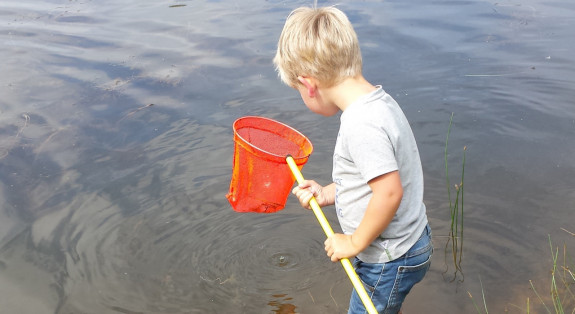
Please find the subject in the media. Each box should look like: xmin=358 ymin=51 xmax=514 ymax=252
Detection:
xmin=324 ymin=171 xmax=403 ymax=262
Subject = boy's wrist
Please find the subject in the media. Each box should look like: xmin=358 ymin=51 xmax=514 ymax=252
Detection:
xmin=325 ymin=183 xmax=336 ymax=205
xmin=349 ymin=234 xmax=367 ymax=255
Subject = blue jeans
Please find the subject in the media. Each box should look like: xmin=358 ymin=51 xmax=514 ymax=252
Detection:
xmin=348 ymin=224 xmax=432 ymax=314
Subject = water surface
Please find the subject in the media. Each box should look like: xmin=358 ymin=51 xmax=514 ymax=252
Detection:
xmin=1 ymin=0 xmax=574 ymax=313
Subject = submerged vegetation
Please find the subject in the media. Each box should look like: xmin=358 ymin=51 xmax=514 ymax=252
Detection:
xmin=440 ymin=114 xmax=574 ymax=312
xmin=443 ymin=113 xmax=466 ymax=282
xmin=469 ymin=233 xmax=575 ymax=313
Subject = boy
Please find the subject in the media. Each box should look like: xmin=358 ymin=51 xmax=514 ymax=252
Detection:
xmin=273 ymin=6 xmax=432 ymax=314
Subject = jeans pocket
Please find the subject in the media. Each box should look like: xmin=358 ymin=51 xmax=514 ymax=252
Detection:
xmin=385 ymin=254 xmax=432 ymax=313
xmin=398 ymin=253 xmax=431 ymax=274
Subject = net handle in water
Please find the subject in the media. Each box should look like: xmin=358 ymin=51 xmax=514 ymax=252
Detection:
xmin=285 ymin=155 xmax=379 ymax=314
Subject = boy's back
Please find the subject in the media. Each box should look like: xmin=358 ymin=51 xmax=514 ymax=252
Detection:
xmin=334 ymin=86 xmax=427 ymax=264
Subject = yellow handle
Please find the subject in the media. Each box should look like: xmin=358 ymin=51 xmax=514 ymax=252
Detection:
xmin=286 ymin=156 xmax=378 ymax=314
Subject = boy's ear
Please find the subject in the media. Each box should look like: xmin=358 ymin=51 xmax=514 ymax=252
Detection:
xmin=297 ymin=76 xmax=316 ymax=98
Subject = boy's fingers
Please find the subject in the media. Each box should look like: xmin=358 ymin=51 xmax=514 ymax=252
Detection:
xmin=324 ymin=237 xmax=340 ymax=262
xmin=292 ymin=186 xmax=316 ymax=210
xmin=303 ymin=193 xmax=313 ymax=205
xmin=324 ymin=237 xmax=331 ymax=249
xmin=326 ymin=248 xmax=339 ymax=262
xmin=292 ymin=187 xmax=307 ymax=198
xmin=307 ymin=186 xmax=315 ymax=195
xmin=298 ymin=180 xmax=317 ymax=191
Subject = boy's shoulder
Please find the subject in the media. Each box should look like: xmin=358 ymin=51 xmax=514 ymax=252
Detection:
xmin=342 ymin=87 xmax=394 ymax=119
xmin=341 ymin=88 xmax=411 ymax=136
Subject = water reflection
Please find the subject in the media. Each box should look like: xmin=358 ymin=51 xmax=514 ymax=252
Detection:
xmin=1 ymin=0 xmax=574 ymax=313
xmin=268 ymin=294 xmax=297 ymax=314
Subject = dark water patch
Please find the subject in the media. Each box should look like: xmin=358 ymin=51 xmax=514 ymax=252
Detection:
xmin=55 ymin=15 xmax=101 ymax=24
xmin=3 ymin=30 xmax=37 ymax=38
xmin=48 ymin=33 xmax=116 ymax=49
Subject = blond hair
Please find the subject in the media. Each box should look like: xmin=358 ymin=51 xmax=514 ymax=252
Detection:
xmin=273 ymin=6 xmax=362 ymax=88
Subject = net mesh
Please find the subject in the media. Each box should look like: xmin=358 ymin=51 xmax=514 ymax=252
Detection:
xmin=227 ymin=117 xmax=313 ymax=213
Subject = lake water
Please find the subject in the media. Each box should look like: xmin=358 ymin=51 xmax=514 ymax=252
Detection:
xmin=1 ymin=0 xmax=574 ymax=313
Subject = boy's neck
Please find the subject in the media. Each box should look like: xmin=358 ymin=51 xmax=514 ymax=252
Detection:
xmin=319 ymin=76 xmax=377 ymax=112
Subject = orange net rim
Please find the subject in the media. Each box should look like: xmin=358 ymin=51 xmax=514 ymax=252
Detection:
xmin=232 ymin=116 xmax=313 ymax=164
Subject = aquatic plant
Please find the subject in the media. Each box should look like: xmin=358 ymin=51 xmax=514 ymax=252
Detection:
xmin=468 ymin=276 xmax=488 ymax=314
xmin=525 ymin=235 xmax=575 ymax=314
xmin=443 ymin=112 xmax=466 ymax=282
xmin=469 ymin=233 xmax=575 ymax=313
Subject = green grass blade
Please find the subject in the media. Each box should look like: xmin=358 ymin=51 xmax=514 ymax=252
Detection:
xmin=480 ymin=276 xmax=489 ymax=314
xmin=468 ymin=291 xmax=484 ymax=314
xmin=445 ymin=112 xmax=454 ymax=210
xmin=530 ymin=279 xmax=552 ymax=314
xmin=459 ymin=146 xmax=466 ymax=270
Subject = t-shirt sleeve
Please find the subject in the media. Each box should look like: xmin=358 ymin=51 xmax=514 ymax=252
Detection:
xmin=346 ymin=118 xmax=398 ymax=183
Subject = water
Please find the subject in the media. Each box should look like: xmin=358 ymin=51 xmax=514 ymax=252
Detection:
xmin=1 ymin=0 xmax=574 ymax=313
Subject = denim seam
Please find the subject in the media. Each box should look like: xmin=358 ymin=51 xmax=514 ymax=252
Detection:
xmin=404 ymin=241 xmax=432 ymax=258
xmin=386 ymin=265 xmax=403 ymax=312
xmin=366 ymin=262 xmax=386 ymax=314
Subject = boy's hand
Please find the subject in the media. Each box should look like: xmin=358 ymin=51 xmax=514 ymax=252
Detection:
xmin=291 ymin=180 xmax=333 ymax=209
xmin=324 ymin=233 xmax=361 ymax=262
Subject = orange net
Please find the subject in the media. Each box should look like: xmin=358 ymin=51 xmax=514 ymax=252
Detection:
xmin=226 ymin=116 xmax=313 ymax=213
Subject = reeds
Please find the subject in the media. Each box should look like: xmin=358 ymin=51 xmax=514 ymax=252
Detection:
xmin=527 ymin=235 xmax=575 ymax=314
xmin=443 ymin=112 xmax=466 ymax=282
xmin=469 ymin=233 xmax=575 ymax=313
xmin=468 ymin=276 xmax=489 ymax=314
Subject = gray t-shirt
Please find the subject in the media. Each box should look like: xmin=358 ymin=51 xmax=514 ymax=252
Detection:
xmin=333 ymin=86 xmax=428 ymax=263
